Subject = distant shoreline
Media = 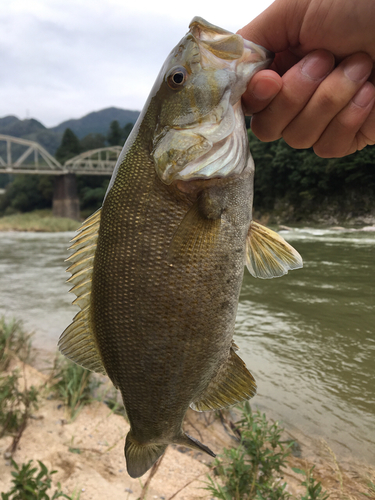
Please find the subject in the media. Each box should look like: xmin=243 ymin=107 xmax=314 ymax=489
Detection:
xmin=1 ymin=208 xmax=375 ymax=233
xmin=0 ymin=210 xmax=79 ymax=232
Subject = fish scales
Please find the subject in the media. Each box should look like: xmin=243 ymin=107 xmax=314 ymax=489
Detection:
xmin=59 ymin=17 xmax=303 ymax=479
xmin=94 ymin=146 xmax=252 ymax=432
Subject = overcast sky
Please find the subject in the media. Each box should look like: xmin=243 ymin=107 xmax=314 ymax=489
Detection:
xmin=1 ymin=0 xmax=274 ymax=127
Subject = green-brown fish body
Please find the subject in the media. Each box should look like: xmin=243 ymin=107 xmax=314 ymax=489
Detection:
xmin=59 ymin=18 xmax=302 ymax=478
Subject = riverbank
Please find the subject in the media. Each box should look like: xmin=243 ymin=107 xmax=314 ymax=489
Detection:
xmin=1 ymin=208 xmax=375 ymax=233
xmin=1 ymin=352 xmax=374 ymax=500
xmin=0 ymin=210 xmax=79 ymax=232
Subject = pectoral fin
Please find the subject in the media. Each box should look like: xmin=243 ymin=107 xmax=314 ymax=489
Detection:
xmin=246 ymin=221 xmax=303 ymax=279
xmin=168 ymin=199 xmax=221 ymax=264
xmin=190 ymin=346 xmax=256 ymax=412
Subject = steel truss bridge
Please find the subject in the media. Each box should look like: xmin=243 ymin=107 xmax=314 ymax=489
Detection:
xmin=0 ymin=134 xmax=123 ymax=219
xmin=0 ymin=134 xmax=122 ymax=175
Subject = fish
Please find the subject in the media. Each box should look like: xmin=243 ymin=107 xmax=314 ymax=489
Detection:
xmin=58 ymin=17 xmax=303 ymax=479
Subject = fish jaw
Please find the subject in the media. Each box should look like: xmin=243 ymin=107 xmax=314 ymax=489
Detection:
xmin=151 ymin=17 xmax=273 ymax=185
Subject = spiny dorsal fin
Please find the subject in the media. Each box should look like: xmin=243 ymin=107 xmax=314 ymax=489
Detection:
xmin=190 ymin=346 xmax=256 ymax=412
xmin=246 ymin=221 xmax=303 ymax=279
xmin=168 ymin=199 xmax=221 ymax=264
xmin=58 ymin=208 xmax=107 ymax=375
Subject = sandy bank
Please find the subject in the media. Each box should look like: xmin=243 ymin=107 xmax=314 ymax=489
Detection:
xmin=0 ymin=357 xmax=374 ymax=499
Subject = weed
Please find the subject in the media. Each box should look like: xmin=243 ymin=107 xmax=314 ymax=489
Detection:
xmin=51 ymin=356 xmax=101 ymax=420
xmin=1 ymin=459 xmax=73 ymax=500
xmin=363 ymin=478 xmax=375 ymax=498
xmin=292 ymin=466 xmax=330 ymax=500
xmin=206 ymin=403 xmax=332 ymax=500
xmin=0 ymin=317 xmax=32 ymax=371
xmin=206 ymin=402 xmax=292 ymax=500
xmin=0 ymin=371 xmax=39 ymax=454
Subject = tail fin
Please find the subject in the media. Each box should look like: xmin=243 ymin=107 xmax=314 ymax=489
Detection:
xmin=174 ymin=433 xmax=216 ymax=458
xmin=125 ymin=432 xmax=167 ymax=478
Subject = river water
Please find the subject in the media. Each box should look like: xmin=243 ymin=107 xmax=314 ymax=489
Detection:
xmin=0 ymin=228 xmax=374 ymax=464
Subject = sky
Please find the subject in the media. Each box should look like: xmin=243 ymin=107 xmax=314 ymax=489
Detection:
xmin=1 ymin=0 xmax=274 ymax=128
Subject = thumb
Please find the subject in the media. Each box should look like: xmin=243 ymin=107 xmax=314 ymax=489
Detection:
xmin=237 ymin=0 xmax=306 ymax=53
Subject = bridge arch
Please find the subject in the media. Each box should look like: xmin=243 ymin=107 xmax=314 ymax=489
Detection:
xmin=0 ymin=135 xmax=124 ymax=220
xmin=0 ymin=134 xmax=63 ymax=174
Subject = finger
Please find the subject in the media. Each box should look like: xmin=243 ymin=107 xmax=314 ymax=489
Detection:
xmin=313 ymin=82 xmax=375 ymax=157
xmin=283 ymin=52 xmax=374 ymax=149
xmin=250 ymin=50 xmax=335 ymax=141
xmin=242 ymin=70 xmax=282 ymax=115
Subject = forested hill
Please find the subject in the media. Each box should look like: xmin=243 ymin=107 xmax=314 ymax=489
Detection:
xmin=0 ymin=107 xmax=140 ymax=155
xmin=249 ymin=130 xmax=375 ymax=223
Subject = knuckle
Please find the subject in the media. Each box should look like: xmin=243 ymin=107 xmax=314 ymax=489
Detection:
xmin=251 ymin=117 xmax=281 ymax=142
xmin=282 ymin=127 xmax=315 ymax=150
xmin=313 ymin=140 xmax=349 ymax=158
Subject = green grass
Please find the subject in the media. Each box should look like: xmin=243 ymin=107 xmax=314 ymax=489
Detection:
xmin=0 ymin=210 xmax=79 ymax=232
xmin=51 ymin=355 xmax=101 ymax=420
xmin=0 ymin=371 xmax=39 ymax=442
xmin=0 ymin=316 xmax=32 ymax=371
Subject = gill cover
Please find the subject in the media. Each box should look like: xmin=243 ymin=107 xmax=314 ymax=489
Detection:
xmin=151 ymin=17 xmax=272 ymax=184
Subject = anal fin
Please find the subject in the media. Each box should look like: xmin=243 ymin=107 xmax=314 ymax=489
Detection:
xmin=190 ymin=346 xmax=256 ymax=412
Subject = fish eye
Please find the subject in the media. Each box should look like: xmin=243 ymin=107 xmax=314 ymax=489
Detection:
xmin=167 ymin=67 xmax=188 ymax=89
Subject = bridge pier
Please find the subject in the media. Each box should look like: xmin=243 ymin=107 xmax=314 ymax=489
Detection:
xmin=52 ymin=174 xmax=80 ymax=221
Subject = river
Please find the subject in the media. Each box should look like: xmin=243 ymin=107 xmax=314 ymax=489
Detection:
xmin=0 ymin=227 xmax=374 ymax=464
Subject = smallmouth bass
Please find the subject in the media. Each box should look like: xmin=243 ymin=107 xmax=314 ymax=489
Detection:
xmin=59 ymin=17 xmax=302 ymax=478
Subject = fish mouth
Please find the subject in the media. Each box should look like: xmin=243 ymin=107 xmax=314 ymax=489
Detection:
xmin=152 ymin=17 xmax=273 ymax=185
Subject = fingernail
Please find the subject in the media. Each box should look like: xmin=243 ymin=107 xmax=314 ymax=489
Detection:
xmin=301 ymin=51 xmax=334 ymax=81
xmin=344 ymin=57 xmax=373 ymax=82
xmin=352 ymin=82 xmax=375 ymax=107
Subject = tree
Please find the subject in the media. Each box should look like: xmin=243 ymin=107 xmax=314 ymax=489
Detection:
xmin=80 ymin=133 xmax=106 ymax=152
xmin=107 ymin=120 xmax=123 ymax=146
xmin=55 ymin=128 xmax=81 ymax=163
xmin=123 ymin=122 xmax=134 ymax=142
xmin=0 ymin=175 xmax=53 ymax=213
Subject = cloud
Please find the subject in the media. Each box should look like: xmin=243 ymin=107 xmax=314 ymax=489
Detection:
xmin=0 ymin=0 xmax=273 ymax=127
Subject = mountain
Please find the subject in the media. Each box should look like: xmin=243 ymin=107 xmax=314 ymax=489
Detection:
xmin=50 ymin=107 xmax=140 ymax=139
xmin=0 ymin=107 xmax=140 ymax=155
xmin=0 ymin=116 xmax=46 ymax=137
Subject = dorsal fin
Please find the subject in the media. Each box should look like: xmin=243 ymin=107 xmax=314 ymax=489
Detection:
xmin=246 ymin=221 xmax=303 ymax=279
xmin=58 ymin=208 xmax=107 ymax=375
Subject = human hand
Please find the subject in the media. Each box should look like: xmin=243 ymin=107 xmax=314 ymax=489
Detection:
xmin=238 ymin=0 xmax=375 ymax=157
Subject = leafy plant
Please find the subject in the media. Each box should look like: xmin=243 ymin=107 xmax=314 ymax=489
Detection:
xmin=1 ymin=459 xmax=73 ymax=500
xmin=292 ymin=467 xmax=330 ymax=500
xmin=206 ymin=402 xmax=292 ymax=500
xmin=51 ymin=356 xmax=100 ymax=420
xmin=0 ymin=317 xmax=32 ymax=371
xmin=0 ymin=371 xmax=39 ymax=453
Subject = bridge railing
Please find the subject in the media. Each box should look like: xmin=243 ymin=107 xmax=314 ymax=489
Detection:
xmin=0 ymin=134 xmax=64 ymax=174
xmin=63 ymin=146 xmax=122 ymax=175
xmin=0 ymin=135 xmax=122 ymax=176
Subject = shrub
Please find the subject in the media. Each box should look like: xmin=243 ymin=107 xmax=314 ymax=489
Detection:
xmin=1 ymin=459 xmax=74 ymax=500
